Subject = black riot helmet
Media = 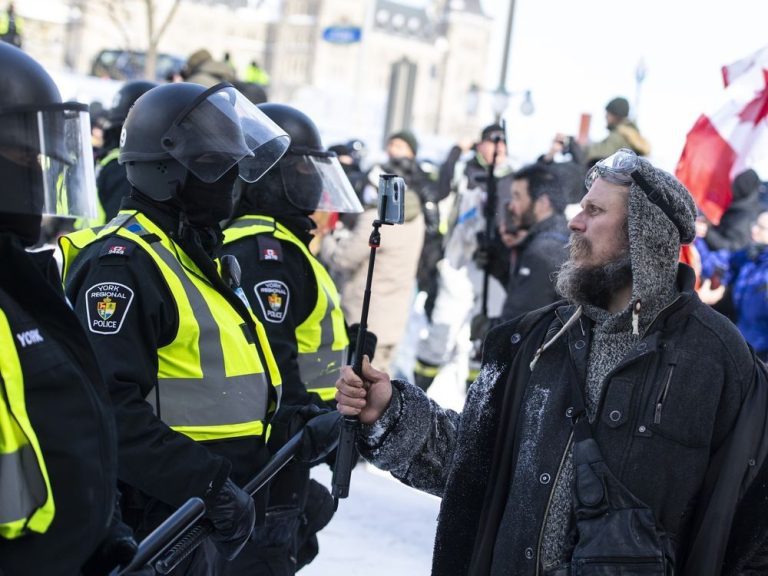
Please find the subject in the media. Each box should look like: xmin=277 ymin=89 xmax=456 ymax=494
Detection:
xmin=105 ymin=80 xmax=158 ymax=129
xmin=253 ymin=104 xmax=362 ymax=213
xmin=0 ymin=42 xmax=97 ymax=235
xmin=119 ymin=82 xmax=290 ymax=202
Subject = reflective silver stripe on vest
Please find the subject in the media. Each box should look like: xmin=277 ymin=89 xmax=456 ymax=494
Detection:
xmin=299 ymin=282 xmax=346 ymax=391
xmin=0 ymin=444 xmax=46 ymax=525
xmin=131 ymin=223 xmax=269 ymax=428
xmin=106 ymin=211 xmax=134 ymax=230
xmin=227 ymin=217 xmax=276 ymax=231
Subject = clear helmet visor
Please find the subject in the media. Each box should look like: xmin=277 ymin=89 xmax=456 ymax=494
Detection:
xmin=280 ymin=152 xmax=363 ymax=213
xmin=585 ymin=147 xmax=639 ymax=189
xmin=161 ymin=83 xmax=290 ymax=184
xmin=0 ymin=103 xmax=97 ymax=219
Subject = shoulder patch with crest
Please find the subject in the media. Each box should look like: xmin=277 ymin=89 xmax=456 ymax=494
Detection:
xmin=256 ymin=235 xmax=283 ymax=262
xmin=253 ymin=280 xmax=289 ymax=323
xmin=99 ymin=238 xmax=135 ymax=259
xmin=86 ymin=282 xmax=135 ymax=334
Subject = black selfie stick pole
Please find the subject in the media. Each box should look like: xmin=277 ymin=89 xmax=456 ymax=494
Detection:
xmin=481 ymin=134 xmax=502 ymax=317
xmin=331 ymin=196 xmax=388 ymax=504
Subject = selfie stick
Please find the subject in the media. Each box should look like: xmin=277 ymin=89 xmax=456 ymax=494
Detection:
xmin=331 ymin=175 xmax=399 ymax=504
xmin=481 ymin=123 xmax=505 ymax=317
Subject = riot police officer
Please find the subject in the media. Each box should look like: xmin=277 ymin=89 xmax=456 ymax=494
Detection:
xmin=0 ymin=41 xmax=138 ymax=575
xmin=223 ymin=103 xmax=363 ymax=573
xmin=95 ymin=79 xmax=157 ymax=223
xmin=61 ymin=81 xmax=291 ymax=574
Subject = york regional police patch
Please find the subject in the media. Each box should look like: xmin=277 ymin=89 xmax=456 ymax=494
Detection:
xmin=254 ymin=280 xmax=289 ymax=323
xmin=86 ymin=282 xmax=135 ymax=334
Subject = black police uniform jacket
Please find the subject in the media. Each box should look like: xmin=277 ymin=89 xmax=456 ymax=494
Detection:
xmin=359 ymin=265 xmax=768 ymax=575
xmin=0 ymin=234 xmax=117 ymax=575
xmin=223 ymin=212 xmax=338 ymax=563
xmin=64 ymin=196 xmax=272 ymax=536
xmin=224 ymin=213 xmax=334 ymax=409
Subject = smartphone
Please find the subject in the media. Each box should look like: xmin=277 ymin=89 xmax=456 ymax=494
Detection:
xmin=377 ymin=174 xmax=406 ymax=225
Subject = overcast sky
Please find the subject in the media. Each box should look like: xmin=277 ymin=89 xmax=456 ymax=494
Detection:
xmin=475 ymin=0 xmax=768 ymax=173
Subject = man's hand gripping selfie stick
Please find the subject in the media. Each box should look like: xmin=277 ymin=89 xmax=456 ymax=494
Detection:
xmin=331 ymin=174 xmax=405 ymax=505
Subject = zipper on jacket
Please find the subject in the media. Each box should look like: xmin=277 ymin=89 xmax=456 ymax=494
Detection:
xmin=653 ymin=353 xmax=678 ymax=425
xmin=535 ymin=429 xmax=574 ymax=575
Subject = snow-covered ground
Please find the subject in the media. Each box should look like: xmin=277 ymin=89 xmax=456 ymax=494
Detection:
xmin=303 ymin=463 xmax=441 ymax=575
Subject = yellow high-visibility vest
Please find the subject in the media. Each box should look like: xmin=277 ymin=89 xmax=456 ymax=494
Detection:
xmin=61 ymin=210 xmax=282 ymax=441
xmin=0 ymin=309 xmax=55 ymax=539
xmin=224 ymin=214 xmax=348 ymax=401
xmin=0 ymin=11 xmax=23 ymax=36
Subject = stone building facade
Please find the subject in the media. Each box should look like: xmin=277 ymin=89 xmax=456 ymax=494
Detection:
xmin=18 ymin=0 xmax=498 ymax=154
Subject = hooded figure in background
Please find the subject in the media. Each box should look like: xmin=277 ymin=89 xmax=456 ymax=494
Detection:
xmin=701 ymin=168 xmax=763 ymax=252
xmin=335 ymin=148 xmax=768 ymax=575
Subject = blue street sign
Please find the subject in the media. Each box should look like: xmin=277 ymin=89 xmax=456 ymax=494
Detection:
xmin=322 ymin=26 xmax=362 ymax=44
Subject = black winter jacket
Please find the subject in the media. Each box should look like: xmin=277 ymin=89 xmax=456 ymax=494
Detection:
xmin=495 ymin=213 xmax=569 ymax=321
xmin=64 ymin=197 xmax=272 ymax=538
xmin=0 ymin=236 xmax=117 ymax=575
xmin=360 ymin=265 xmax=768 ymax=575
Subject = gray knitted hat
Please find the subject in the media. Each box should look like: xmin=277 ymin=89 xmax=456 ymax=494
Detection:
xmin=626 ymin=157 xmax=696 ymax=332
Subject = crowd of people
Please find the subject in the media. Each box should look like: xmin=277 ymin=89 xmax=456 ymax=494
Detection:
xmin=3 ymin=25 xmax=768 ymax=576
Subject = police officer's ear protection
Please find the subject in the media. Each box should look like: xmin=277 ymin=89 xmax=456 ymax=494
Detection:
xmin=126 ymin=158 xmax=189 ymax=203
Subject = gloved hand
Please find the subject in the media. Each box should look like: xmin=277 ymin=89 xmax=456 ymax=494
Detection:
xmin=347 ymin=323 xmax=377 ymax=364
xmin=204 ymin=477 xmax=256 ymax=561
xmin=470 ymin=313 xmax=490 ymax=342
xmin=268 ymin=405 xmax=342 ymax=465
xmin=82 ymin=503 xmax=146 ymax=576
xmin=297 ymin=409 xmax=341 ymax=464
xmin=472 ymin=246 xmax=491 ymax=269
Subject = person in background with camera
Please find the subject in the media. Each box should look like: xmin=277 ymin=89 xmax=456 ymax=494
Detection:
xmin=536 ymin=134 xmax=588 ymax=206
xmin=585 ymin=96 xmax=651 ymax=166
xmin=412 ymin=123 xmax=513 ymax=392
xmin=335 ymin=148 xmax=768 ymax=575
xmin=470 ymin=164 xmax=569 ymax=341
xmin=223 ymin=103 xmax=363 ymax=574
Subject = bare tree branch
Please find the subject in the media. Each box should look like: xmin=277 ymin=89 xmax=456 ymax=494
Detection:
xmin=143 ymin=0 xmax=183 ymax=80
xmin=153 ymin=0 xmax=182 ymax=45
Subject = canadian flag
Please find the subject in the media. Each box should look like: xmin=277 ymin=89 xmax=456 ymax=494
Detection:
xmin=675 ymin=45 xmax=768 ymax=224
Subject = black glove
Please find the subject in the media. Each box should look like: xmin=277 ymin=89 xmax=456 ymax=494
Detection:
xmin=470 ymin=313 xmax=490 ymax=341
xmin=473 ymin=246 xmax=491 ymax=269
xmin=347 ymin=323 xmax=377 ymax=364
xmin=82 ymin=502 xmax=144 ymax=576
xmin=205 ymin=477 xmax=256 ymax=561
xmin=297 ymin=409 xmax=341 ymax=464
xmin=268 ymin=405 xmax=342 ymax=465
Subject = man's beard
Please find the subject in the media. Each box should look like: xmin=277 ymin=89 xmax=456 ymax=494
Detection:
xmin=555 ymin=237 xmax=632 ymax=309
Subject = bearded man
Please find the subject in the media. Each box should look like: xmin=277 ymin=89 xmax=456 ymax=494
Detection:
xmin=335 ymin=148 xmax=768 ymax=575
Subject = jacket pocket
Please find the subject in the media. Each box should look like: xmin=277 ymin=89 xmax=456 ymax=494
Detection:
xmin=644 ymin=350 xmax=721 ymax=448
